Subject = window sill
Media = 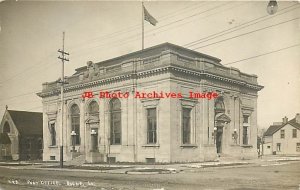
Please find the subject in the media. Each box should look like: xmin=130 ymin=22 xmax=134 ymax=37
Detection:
xmin=48 ymin=145 xmax=58 ymax=148
xmin=180 ymin=144 xmax=198 ymax=148
xmin=241 ymin=145 xmax=253 ymax=148
xmin=142 ymin=144 xmax=160 ymax=148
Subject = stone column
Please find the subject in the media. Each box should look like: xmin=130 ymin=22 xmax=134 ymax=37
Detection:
xmin=208 ymin=96 xmax=215 ymax=145
xmin=80 ymin=98 xmax=85 ymax=153
xmin=202 ymin=96 xmax=209 ymax=145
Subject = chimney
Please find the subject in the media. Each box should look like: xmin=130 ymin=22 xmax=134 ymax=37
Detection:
xmin=282 ymin=116 xmax=288 ymax=124
xmin=295 ymin=113 xmax=300 ymax=124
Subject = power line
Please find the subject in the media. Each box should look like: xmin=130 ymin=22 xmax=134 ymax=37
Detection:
xmin=2 ymin=3 xmax=297 ymax=86
xmin=0 ymin=90 xmax=40 ymax=102
xmin=192 ymin=17 xmax=300 ymax=50
xmin=0 ymin=60 xmax=58 ymax=87
xmin=69 ymin=2 xmax=233 ymax=59
xmin=0 ymin=99 xmax=41 ymax=107
xmin=1 ymin=44 xmax=298 ymax=102
xmin=70 ymin=2 xmax=215 ymax=54
xmin=0 ymin=52 xmax=56 ymax=84
xmin=2 ymin=44 xmax=298 ymax=102
xmin=147 ymin=2 xmax=230 ymax=33
xmin=1 ymin=3 xmax=201 ymax=98
xmin=185 ymin=4 xmax=300 ymax=48
xmin=24 ymin=105 xmax=43 ymax=112
xmin=223 ymin=44 xmax=300 ymax=65
xmin=68 ymin=2 xmax=208 ymax=53
xmin=146 ymin=2 xmax=247 ymax=41
xmin=1 ymin=2 xmax=298 ymax=101
xmin=70 ymin=2 xmax=296 ymax=61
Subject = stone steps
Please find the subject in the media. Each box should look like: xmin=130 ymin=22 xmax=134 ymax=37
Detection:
xmin=65 ymin=154 xmax=85 ymax=166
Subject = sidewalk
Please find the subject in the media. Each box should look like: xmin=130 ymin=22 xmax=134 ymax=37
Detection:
xmin=1 ymin=155 xmax=299 ymax=174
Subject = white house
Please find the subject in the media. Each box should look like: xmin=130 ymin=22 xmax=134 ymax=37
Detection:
xmin=263 ymin=114 xmax=300 ymax=155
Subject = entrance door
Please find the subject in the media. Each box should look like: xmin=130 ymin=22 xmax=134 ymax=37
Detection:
xmin=91 ymin=128 xmax=98 ymax=151
xmin=216 ymin=127 xmax=223 ymax=153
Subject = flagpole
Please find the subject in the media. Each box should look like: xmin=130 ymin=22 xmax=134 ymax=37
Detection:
xmin=142 ymin=1 xmax=144 ymax=50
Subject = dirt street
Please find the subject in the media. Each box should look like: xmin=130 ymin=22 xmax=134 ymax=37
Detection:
xmin=0 ymin=161 xmax=299 ymax=190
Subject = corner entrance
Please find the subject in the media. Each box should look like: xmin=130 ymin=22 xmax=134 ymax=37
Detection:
xmin=214 ymin=114 xmax=231 ymax=154
xmin=214 ymin=97 xmax=231 ymax=155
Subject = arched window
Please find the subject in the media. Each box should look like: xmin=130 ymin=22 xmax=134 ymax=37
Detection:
xmin=110 ymin=98 xmax=121 ymax=145
xmin=88 ymin=101 xmax=99 ymax=116
xmin=70 ymin=104 xmax=80 ymax=145
xmin=215 ymin=97 xmax=225 ymax=114
xmin=3 ymin=122 xmax=10 ymax=133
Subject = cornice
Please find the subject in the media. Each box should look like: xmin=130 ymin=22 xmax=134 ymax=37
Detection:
xmin=37 ymin=65 xmax=263 ymax=98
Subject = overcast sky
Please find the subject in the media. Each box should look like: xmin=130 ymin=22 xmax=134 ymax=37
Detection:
xmin=0 ymin=0 xmax=299 ymax=129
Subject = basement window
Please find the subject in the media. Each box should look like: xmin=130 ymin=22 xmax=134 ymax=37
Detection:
xmin=146 ymin=158 xmax=155 ymax=164
xmin=108 ymin=157 xmax=116 ymax=163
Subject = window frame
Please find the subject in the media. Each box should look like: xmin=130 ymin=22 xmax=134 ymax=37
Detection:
xmin=276 ymin=143 xmax=281 ymax=152
xmin=49 ymin=122 xmax=56 ymax=146
xmin=182 ymin=107 xmax=192 ymax=145
xmin=180 ymin=98 xmax=197 ymax=147
xmin=242 ymin=126 xmax=248 ymax=145
xmin=88 ymin=101 xmax=99 ymax=117
xmin=147 ymin=108 xmax=157 ymax=144
xmin=70 ymin=104 xmax=80 ymax=145
xmin=110 ymin=98 xmax=122 ymax=145
xmin=242 ymin=114 xmax=251 ymax=145
xmin=280 ymin=129 xmax=285 ymax=139
xmin=292 ymin=129 xmax=297 ymax=138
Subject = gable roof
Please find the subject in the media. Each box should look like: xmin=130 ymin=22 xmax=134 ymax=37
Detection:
xmin=264 ymin=118 xmax=300 ymax=136
xmin=7 ymin=110 xmax=43 ymax=136
xmin=288 ymin=118 xmax=300 ymax=130
xmin=264 ymin=124 xmax=282 ymax=136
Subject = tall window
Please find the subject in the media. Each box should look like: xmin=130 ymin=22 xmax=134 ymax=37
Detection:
xmin=280 ymin=130 xmax=285 ymax=139
xmin=3 ymin=122 xmax=10 ymax=133
xmin=147 ymin=108 xmax=157 ymax=144
xmin=110 ymin=98 xmax=121 ymax=145
xmin=243 ymin=115 xmax=250 ymax=145
xmin=292 ymin=129 xmax=297 ymax=138
xmin=243 ymin=126 xmax=248 ymax=145
xmin=50 ymin=123 xmax=56 ymax=146
xmin=71 ymin=104 xmax=80 ymax=145
xmin=182 ymin=108 xmax=191 ymax=144
xmin=88 ymin=101 xmax=99 ymax=116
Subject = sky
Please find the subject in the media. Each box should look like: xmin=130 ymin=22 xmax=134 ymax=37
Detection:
xmin=0 ymin=0 xmax=299 ymax=129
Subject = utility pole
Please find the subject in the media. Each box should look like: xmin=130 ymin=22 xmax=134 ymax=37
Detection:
xmin=58 ymin=32 xmax=69 ymax=168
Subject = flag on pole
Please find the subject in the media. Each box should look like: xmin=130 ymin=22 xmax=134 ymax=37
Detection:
xmin=143 ymin=5 xmax=158 ymax=26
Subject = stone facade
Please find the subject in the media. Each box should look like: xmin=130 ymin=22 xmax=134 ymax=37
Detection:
xmin=37 ymin=43 xmax=263 ymax=163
